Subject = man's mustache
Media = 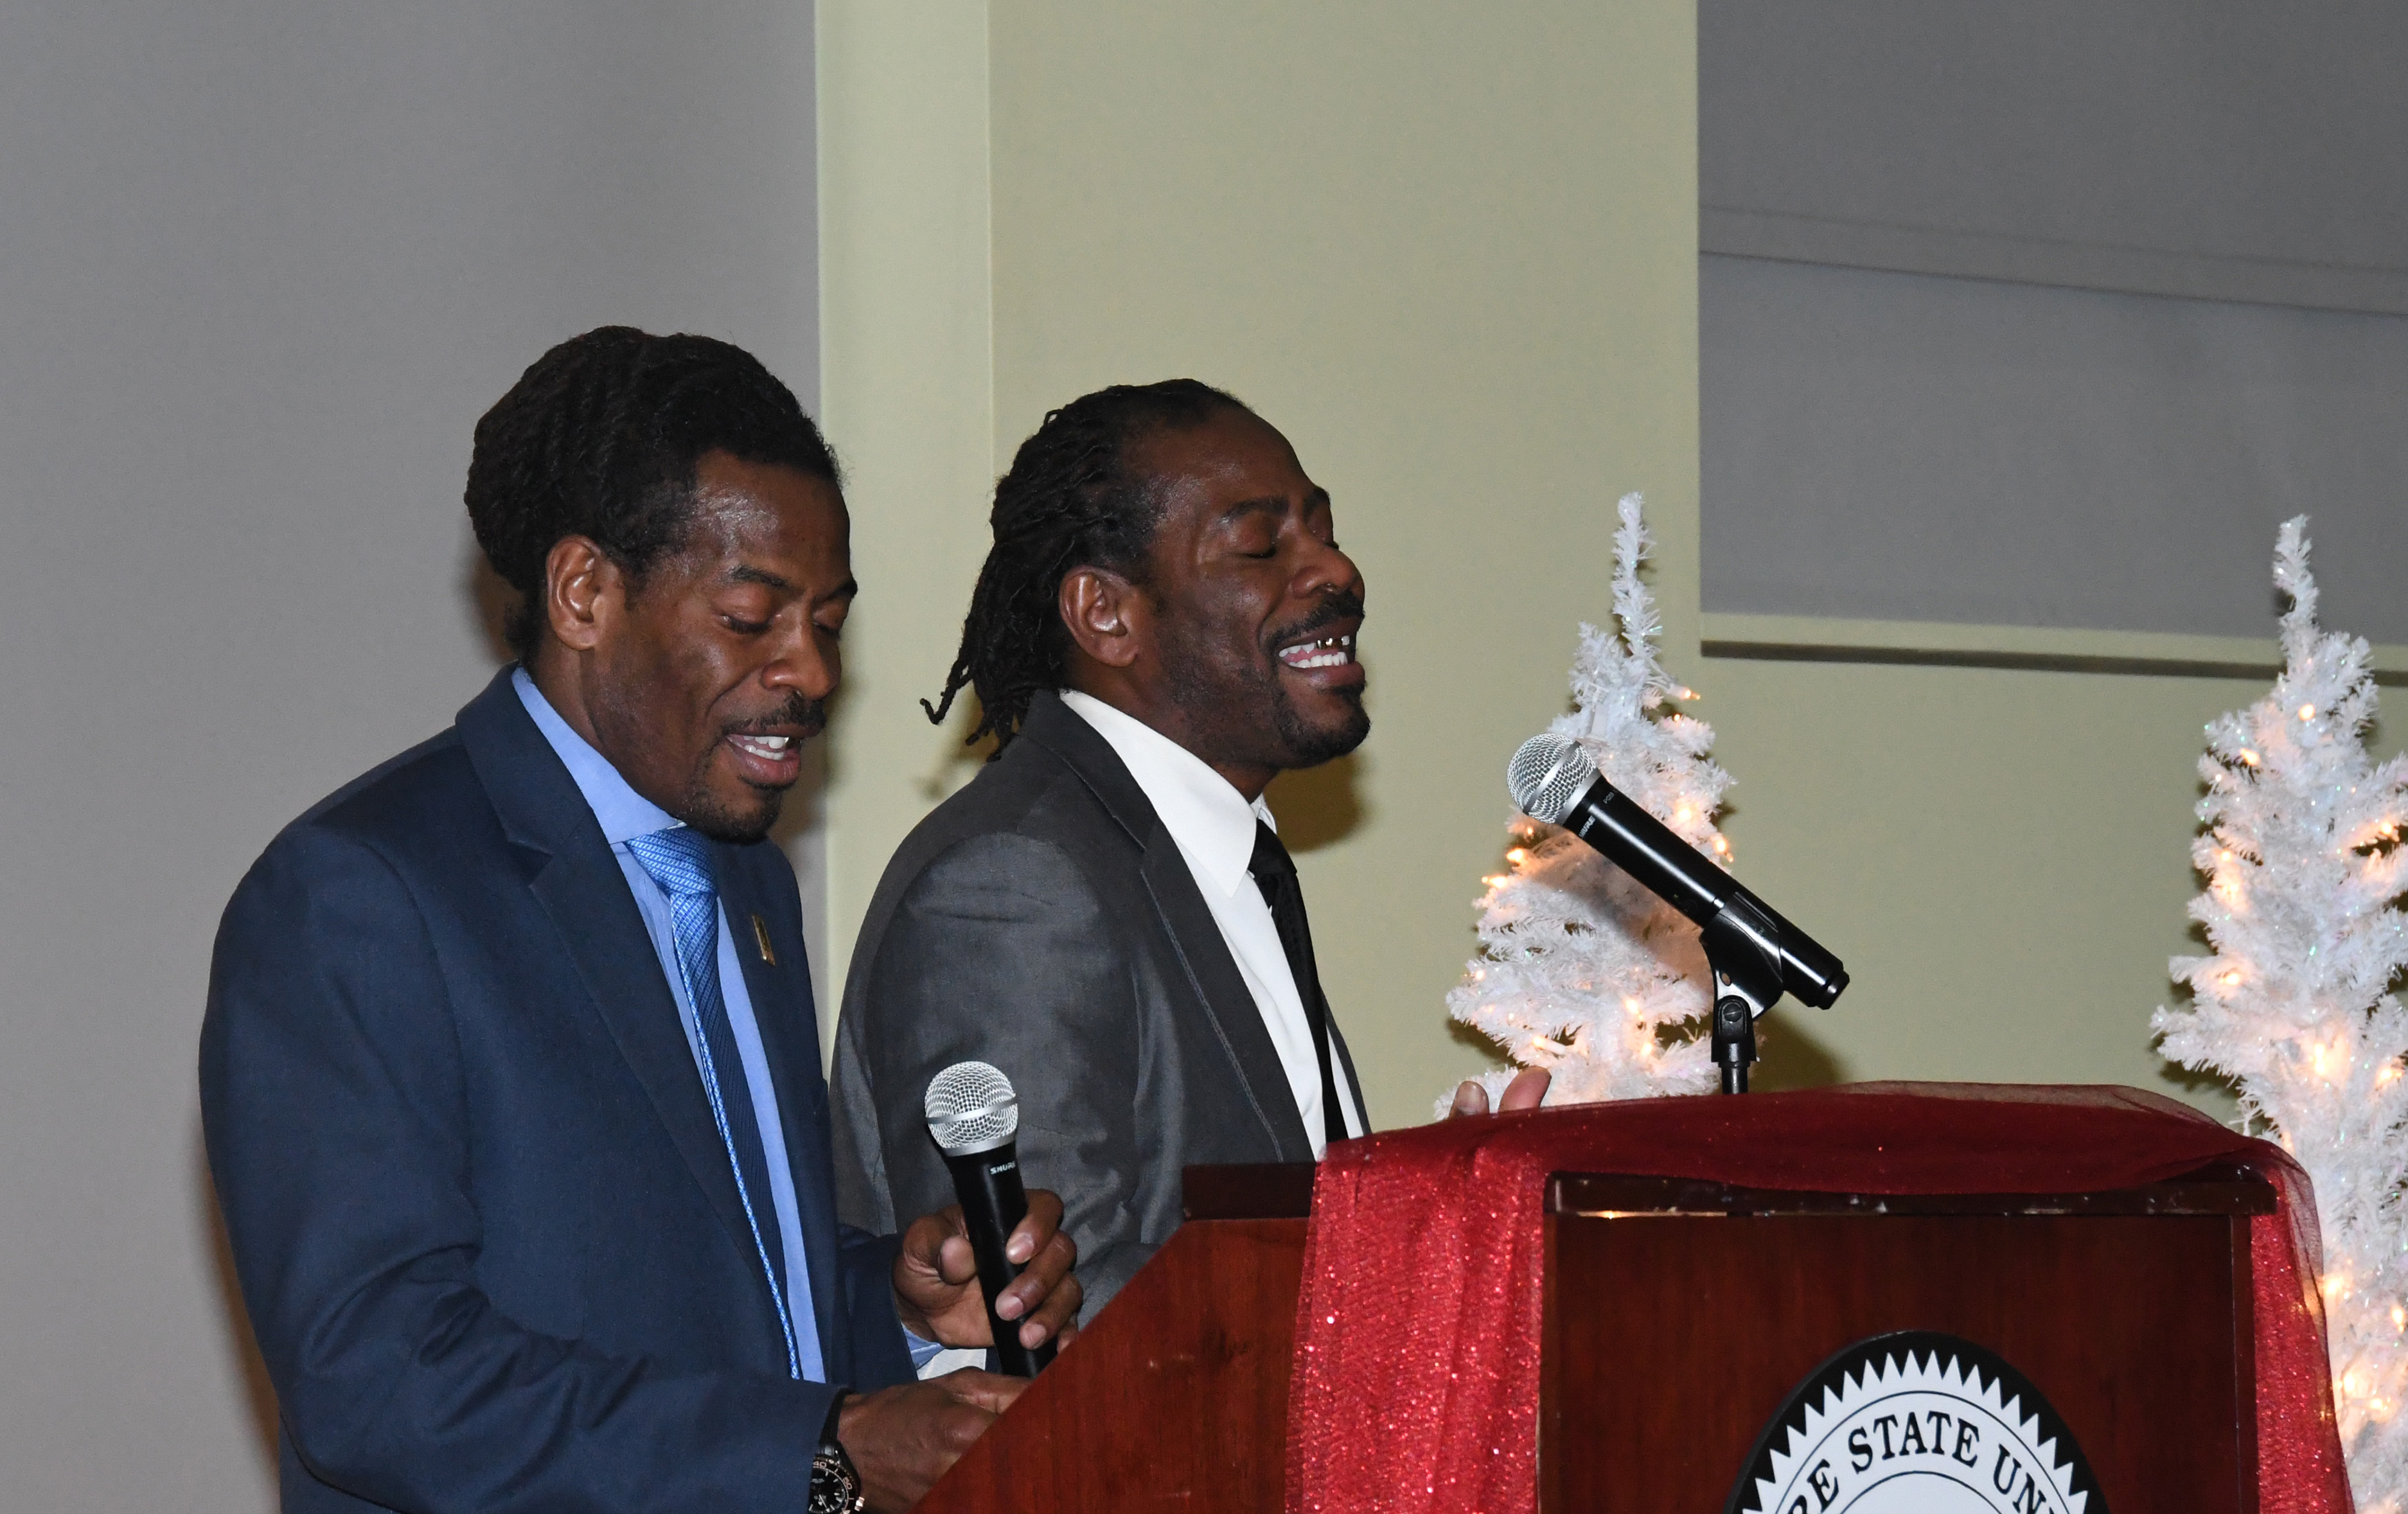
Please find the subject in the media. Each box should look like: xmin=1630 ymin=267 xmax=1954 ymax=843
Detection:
xmin=1270 ymin=591 xmax=1367 ymax=648
xmin=725 ymin=692 xmax=828 ymax=740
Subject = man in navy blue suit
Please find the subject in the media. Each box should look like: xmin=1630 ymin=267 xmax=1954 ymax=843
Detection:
xmin=200 ymin=327 xmax=1080 ymax=1513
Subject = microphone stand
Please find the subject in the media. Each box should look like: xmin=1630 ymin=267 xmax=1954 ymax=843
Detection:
xmin=1700 ymin=894 xmax=1786 ymax=1095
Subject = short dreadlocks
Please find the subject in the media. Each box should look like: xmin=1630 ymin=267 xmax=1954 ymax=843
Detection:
xmin=924 ymin=379 xmax=1249 ymax=748
xmin=465 ymin=326 xmax=839 ymax=659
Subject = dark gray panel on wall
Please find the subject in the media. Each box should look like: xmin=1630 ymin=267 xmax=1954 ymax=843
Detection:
xmin=1701 ymin=255 xmax=2408 ymax=645
xmin=1701 ymin=1 xmax=2408 ymax=314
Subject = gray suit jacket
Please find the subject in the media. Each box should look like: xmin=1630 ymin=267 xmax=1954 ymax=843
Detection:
xmin=832 ymin=691 xmax=1366 ymax=1314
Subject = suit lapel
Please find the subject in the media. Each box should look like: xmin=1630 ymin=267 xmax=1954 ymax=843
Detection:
xmin=1136 ymin=843 xmax=1316 ymax=1160
xmin=1326 ymin=1014 xmax=1370 ymax=1135
xmin=456 ymin=671 xmax=772 ymax=1307
xmin=719 ymin=851 xmax=847 ymax=1380
xmin=1020 ymin=693 xmax=1317 ymax=1162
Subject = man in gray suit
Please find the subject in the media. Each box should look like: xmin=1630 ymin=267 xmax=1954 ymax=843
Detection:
xmin=832 ymin=379 xmax=1384 ymax=1316
xmin=833 ymin=380 xmax=1544 ymax=1318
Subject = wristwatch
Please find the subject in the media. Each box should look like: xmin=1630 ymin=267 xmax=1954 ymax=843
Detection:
xmin=810 ymin=1403 xmax=866 ymax=1514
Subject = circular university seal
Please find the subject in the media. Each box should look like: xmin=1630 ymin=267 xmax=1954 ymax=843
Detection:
xmin=1728 ymin=1332 xmax=2106 ymax=1514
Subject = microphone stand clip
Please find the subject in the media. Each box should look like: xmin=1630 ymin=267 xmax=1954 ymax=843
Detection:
xmin=1700 ymin=893 xmax=1785 ymax=1096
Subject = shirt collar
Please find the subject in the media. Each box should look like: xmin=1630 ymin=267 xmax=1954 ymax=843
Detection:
xmin=1057 ymin=689 xmax=1274 ymax=899
xmin=512 ymin=666 xmax=680 ymax=846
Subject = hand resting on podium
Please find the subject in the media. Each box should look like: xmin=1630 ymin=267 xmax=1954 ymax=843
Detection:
xmin=1445 ymin=1066 xmax=1551 ymax=1118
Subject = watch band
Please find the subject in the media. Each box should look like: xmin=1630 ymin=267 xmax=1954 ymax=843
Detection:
xmin=810 ymin=1400 xmax=867 ymax=1514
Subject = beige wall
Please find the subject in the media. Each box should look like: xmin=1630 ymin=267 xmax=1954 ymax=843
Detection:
xmin=1709 ymin=656 xmax=2400 ymax=1114
xmin=816 ymin=1 xmax=997 ymax=1047
xmin=819 ymin=2 xmax=2369 ymax=1140
xmin=824 ymin=1 xmax=1702 ymax=1126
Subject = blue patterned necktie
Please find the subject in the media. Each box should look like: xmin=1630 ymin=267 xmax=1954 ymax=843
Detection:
xmin=622 ymin=826 xmax=802 ymax=1379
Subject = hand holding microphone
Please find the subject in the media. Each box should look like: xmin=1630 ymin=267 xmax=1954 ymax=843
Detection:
xmin=854 ymin=1065 xmax=1077 ymax=1509
xmin=899 ymin=1061 xmax=1075 ymax=1377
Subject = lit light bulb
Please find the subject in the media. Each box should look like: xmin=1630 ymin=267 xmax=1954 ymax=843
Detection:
xmin=2300 ymin=704 xmax=2317 ymax=721
xmin=2221 ymin=970 xmax=2244 ymax=986
xmin=1504 ymin=847 xmax=1529 ymax=867
xmin=1674 ymin=805 xmax=1693 ymax=824
xmin=2390 ymin=1303 xmax=2404 ymax=1331
xmin=2238 ymin=749 xmax=2262 ymax=766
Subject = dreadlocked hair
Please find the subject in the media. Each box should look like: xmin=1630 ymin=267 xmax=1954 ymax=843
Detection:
xmin=465 ymin=326 xmax=839 ymax=659
xmin=925 ymin=378 xmax=1249 ymax=749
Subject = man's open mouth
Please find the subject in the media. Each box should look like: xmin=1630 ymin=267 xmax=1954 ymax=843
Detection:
xmin=1276 ymin=631 xmax=1358 ymax=671
xmin=727 ymin=733 xmax=796 ymax=762
xmin=721 ymin=729 xmax=807 ymax=787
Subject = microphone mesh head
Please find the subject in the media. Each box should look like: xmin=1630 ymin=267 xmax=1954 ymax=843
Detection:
xmin=1507 ymin=733 xmax=1595 ymax=824
xmin=923 ymin=1061 xmax=1020 ymax=1154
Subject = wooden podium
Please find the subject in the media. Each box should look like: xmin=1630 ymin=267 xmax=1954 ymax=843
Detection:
xmin=916 ymin=1159 xmax=2271 ymax=1512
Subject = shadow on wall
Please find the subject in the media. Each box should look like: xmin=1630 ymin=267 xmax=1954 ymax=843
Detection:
xmin=195 ymin=1114 xmax=281 ymax=1478
xmin=917 ymin=703 xmax=991 ymax=805
xmin=1752 ymin=1006 xmax=1847 ymax=1091
xmin=1268 ymin=753 xmax=1367 ymax=852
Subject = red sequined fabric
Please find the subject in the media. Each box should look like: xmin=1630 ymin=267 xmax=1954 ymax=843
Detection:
xmin=1285 ymin=1083 xmax=2351 ymax=1513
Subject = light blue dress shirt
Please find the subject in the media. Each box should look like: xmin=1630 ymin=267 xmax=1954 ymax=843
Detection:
xmin=512 ymin=669 xmax=827 ymax=1381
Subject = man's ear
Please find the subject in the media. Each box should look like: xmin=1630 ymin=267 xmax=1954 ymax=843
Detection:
xmin=1058 ymin=565 xmax=1146 ymax=671
xmin=543 ymin=536 xmax=622 ymax=654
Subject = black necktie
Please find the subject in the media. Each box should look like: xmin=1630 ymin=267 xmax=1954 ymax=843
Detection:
xmin=1247 ymin=819 xmax=1348 ymax=1152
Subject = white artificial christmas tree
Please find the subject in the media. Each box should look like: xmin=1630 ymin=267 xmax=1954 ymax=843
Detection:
xmin=1442 ymin=494 xmax=1732 ymax=1111
xmin=2153 ymin=517 xmax=2408 ymax=1512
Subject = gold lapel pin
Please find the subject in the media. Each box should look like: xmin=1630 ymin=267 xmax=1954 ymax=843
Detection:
xmin=749 ymin=913 xmax=778 ymax=966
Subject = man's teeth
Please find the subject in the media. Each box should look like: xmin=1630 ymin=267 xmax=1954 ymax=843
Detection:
xmin=728 ymin=734 xmax=794 ymax=758
xmin=1278 ymin=633 xmax=1356 ymax=671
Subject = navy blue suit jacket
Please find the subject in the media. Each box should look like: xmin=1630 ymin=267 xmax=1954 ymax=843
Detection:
xmin=200 ymin=669 xmax=913 ymax=1513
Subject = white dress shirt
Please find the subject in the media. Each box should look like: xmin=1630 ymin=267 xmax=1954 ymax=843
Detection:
xmin=1060 ymin=689 xmax=1362 ymax=1155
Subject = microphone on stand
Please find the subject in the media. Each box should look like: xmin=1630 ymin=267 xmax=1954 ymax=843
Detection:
xmin=923 ymin=1061 xmax=1055 ymax=1377
xmin=1507 ymin=732 xmax=1848 ymax=1093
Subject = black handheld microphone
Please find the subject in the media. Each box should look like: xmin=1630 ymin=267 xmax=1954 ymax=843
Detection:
xmin=922 ymin=1061 xmax=1054 ymax=1377
xmin=1507 ymin=733 xmax=1848 ymax=1090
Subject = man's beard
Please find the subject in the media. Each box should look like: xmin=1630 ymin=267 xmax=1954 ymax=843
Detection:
xmin=1271 ymin=679 xmax=1370 ymax=769
xmin=679 ymin=692 xmax=828 ymax=844
xmin=1159 ymin=595 xmax=1370 ymax=773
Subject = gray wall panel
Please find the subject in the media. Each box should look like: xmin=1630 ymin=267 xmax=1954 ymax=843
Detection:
xmin=1701 ymin=255 xmax=2408 ymax=643
xmin=0 ymin=4 xmax=819 ymax=1506
xmin=1702 ymin=1 xmax=2408 ymax=313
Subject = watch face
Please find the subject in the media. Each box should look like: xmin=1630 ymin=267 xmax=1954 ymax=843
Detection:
xmin=1729 ymin=1332 xmax=2106 ymax=1514
xmin=809 ymin=1444 xmax=866 ymax=1514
